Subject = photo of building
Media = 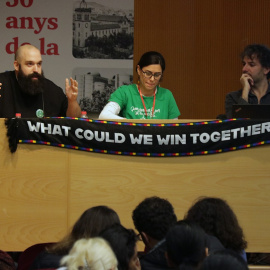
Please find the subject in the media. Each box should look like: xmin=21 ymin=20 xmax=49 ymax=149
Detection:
xmin=73 ymin=0 xmax=134 ymax=59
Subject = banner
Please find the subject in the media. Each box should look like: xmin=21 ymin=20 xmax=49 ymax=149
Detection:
xmin=5 ymin=117 xmax=270 ymax=156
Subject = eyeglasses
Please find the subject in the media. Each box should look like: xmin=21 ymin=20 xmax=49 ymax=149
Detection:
xmin=141 ymin=69 xmax=162 ymax=80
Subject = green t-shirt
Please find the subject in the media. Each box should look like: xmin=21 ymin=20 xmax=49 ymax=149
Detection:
xmin=109 ymin=84 xmax=180 ymax=119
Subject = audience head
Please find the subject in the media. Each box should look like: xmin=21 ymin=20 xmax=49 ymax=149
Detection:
xmin=241 ymin=44 xmax=270 ymax=79
xmin=60 ymin=237 xmax=118 ymax=270
xmin=166 ymin=220 xmax=207 ymax=270
xmin=185 ymin=197 xmax=247 ymax=252
xmin=132 ymin=196 xmax=177 ymax=249
xmin=48 ymin=205 xmax=120 ymax=254
xmin=100 ymin=224 xmax=140 ymax=270
xmin=200 ymin=250 xmax=248 ymax=270
xmin=71 ymin=205 xmax=120 ymax=238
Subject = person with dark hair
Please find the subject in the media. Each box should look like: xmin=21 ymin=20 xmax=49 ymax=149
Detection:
xmin=166 ymin=220 xmax=208 ymax=270
xmin=132 ymin=196 xmax=177 ymax=270
xmin=100 ymin=224 xmax=140 ymax=270
xmin=0 ymin=44 xmax=81 ymax=118
xmin=225 ymin=43 xmax=270 ymax=118
xmin=185 ymin=197 xmax=247 ymax=261
xmin=99 ymin=51 xmax=180 ymax=119
xmin=30 ymin=205 xmax=120 ymax=269
xmin=200 ymin=250 xmax=249 ymax=270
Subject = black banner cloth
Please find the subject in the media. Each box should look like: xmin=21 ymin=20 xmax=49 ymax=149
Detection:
xmin=4 ymin=117 xmax=270 ymax=157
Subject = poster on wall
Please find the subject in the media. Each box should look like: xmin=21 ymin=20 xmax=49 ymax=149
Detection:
xmin=72 ymin=0 xmax=134 ymax=114
xmin=0 ymin=0 xmax=134 ymax=115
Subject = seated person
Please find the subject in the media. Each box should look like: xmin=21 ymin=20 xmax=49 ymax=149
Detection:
xmin=29 ymin=206 xmax=120 ymax=269
xmin=225 ymin=44 xmax=270 ymax=118
xmin=0 ymin=44 xmax=81 ymax=118
xmin=185 ymin=196 xmax=248 ymax=261
xmin=100 ymin=224 xmax=140 ymax=270
xmin=132 ymin=196 xmax=177 ymax=270
xmin=166 ymin=220 xmax=208 ymax=270
xmin=57 ymin=237 xmax=118 ymax=270
xmin=99 ymin=51 xmax=180 ymax=120
xmin=200 ymin=250 xmax=248 ymax=270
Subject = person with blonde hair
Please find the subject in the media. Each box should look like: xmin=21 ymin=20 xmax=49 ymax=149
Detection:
xmin=58 ymin=237 xmax=118 ymax=270
xmin=30 ymin=206 xmax=120 ymax=269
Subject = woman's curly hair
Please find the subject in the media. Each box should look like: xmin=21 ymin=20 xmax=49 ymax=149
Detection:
xmin=185 ymin=197 xmax=247 ymax=252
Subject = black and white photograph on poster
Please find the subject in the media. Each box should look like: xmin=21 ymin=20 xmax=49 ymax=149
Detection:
xmin=73 ymin=67 xmax=133 ymax=114
xmin=73 ymin=0 xmax=134 ymax=59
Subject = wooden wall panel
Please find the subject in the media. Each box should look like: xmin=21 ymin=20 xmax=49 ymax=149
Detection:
xmin=0 ymin=121 xmax=68 ymax=251
xmin=134 ymin=0 xmax=270 ymax=119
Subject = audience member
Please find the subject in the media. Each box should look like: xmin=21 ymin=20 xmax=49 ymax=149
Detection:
xmin=58 ymin=237 xmax=118 ymax=270
xmin=30 ymin=205 xmax=120 ymax=269
xmin=0 ymin=44 xmax=81 ymax=118
xmin=225 ymin=43 xmax=270 ymax=118
xmin=100 ymin=224 xmax=140 ymax=270
xmin=200 ymin=250 xmax=248 ymax=270
xmin=185 ymin=197 xmax=247 ymax=261
xmin=99 ymin=51 xmax=180 ymax=120
xmin=0 ymin=250 xmax=16 ymax=270
xmin=132 ymin=196 xmax=177 ymax=270
xmin=166 ymin=220 xmax=207 ymax=270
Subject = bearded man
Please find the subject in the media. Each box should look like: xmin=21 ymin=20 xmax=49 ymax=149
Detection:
xmin=0 ymin=44 xmax=81 ymax=118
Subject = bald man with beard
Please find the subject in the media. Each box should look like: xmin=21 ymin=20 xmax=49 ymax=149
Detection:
xmin=0 ymin=44 xmax=81 ymax=118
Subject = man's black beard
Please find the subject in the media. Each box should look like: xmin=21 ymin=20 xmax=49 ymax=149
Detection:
xmin=17 ymin=68 xmax=45 ymax=96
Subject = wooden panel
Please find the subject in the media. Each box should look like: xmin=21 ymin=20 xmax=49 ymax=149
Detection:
xmin=0 ymin=120 xmax=68 ymax=251
xmin=134 ymin=0 xmax=270 ymax=119
xmin=1 ymin=118 xmax=270 ymax=252
xmin=69 ymin=145 xmax=270 ymax=252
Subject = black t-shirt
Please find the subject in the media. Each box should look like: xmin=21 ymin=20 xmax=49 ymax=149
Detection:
xmin=0 ymin=71 xmax=68 ymax=118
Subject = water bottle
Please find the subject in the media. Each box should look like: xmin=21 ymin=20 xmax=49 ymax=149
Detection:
xmin=81 ymin=111 xmax=88 ymax=119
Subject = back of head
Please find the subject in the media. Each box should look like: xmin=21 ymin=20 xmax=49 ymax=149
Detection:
xmin=100 ymin=224 xmax=138 ymax=270
xmin=72 ymin=205 xmax=120 ymax=239
xmin=200 ymin=250 xmax=248 ymax=270
xmin=166 ymin=220 xmax=207 ymax=270
xmin=132 ymin=196 xmax=177 ymax=241
xmin=185 ymin=197 xmax=247 ymax=252
xmin=137 ymin=51 xmax=166 ymax=72
xmin=48 ymin=205 xmax=120 ymax=254
xmin=241 ymin=43 xmax=270 ymax=78
xmin=60 ymin=237 xmax=118 ymax=270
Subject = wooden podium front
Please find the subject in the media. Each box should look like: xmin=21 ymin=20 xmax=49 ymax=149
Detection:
xmin=1 ymin=118 xmax=270 ymax=252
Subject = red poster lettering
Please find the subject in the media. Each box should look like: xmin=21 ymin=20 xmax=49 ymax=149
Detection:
xmin=6 ymin=0 xmax=33 ymax=7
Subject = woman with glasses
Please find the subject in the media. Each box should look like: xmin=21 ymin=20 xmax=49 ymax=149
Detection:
xmin=99 ymin=51 xmax=180 ymax=119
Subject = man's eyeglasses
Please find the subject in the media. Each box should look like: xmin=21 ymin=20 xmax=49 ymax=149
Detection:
xmin=141 ymin=69 xmax=162 ymax=80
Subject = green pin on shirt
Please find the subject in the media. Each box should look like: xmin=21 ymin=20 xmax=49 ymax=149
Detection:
xmin=36 ymin=109 xmax=44 ymax=118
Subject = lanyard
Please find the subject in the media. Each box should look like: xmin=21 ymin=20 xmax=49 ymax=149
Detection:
xmin=138 ymin=85 xmax=156 ymax=119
